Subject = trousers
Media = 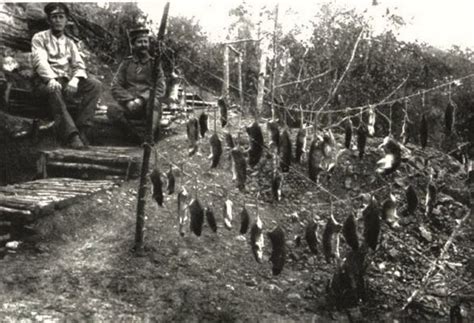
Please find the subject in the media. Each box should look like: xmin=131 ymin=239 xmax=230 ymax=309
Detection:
xmin=34 ymin=77 xmax=102 ymax=141
xmin=107 ymin=102 xmax=161 ymax=141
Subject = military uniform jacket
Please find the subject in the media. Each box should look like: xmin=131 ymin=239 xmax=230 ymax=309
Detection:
xmin=111 ymin=53 xmax=166 ymax=106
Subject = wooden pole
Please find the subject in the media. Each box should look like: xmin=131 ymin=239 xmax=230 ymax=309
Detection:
xmin=223 ymin=44 xmax=230 ymax=101
xmin=256 ymin=52 xmax=267 ymax=116
xmin=255 ymin=8 xmax=267 ymax=117
xmin=237 ymin=52 xmax=244 ymax=113
xmin=223 ymin=38 xmax=262 ymax=45
xmin=134 ymin=2 xmax=170 ymax=252
xmin=227 ymin=44 xmax=244 ymax=112
xmin=270 ymin=4 xmax=279 ymax=121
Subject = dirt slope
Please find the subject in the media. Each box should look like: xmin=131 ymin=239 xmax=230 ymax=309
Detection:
xmin=0 ymin=112 xmax=472 ymax=322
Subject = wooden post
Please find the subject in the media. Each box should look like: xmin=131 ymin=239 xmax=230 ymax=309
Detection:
xmin=256 ymin=51 xmax=267 ymax=116
xmin=222 ymin=44 xmax=230 ymax=101
xmin=134 ymin=2 xmax=170 ymax=252
xmin=237 ymin=52 xmax=244 ymax=113
xmin=256 ymin=10 xmax=267 ymax=118
xmin=270 ymin=4 xmax=279 ymax=121
xmin=227 ymin=44 xmax=244 ymax=113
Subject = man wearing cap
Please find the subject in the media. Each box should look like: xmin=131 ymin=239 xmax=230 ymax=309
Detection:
xmin=31 ymin=2 xmax=102 ymax=149
xmin=108 ymin=28 xmax=166 ymax=144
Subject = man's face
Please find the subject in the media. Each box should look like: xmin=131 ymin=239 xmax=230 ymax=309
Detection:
xmin=133 ymin=36 xmax=150 ymax=55
xmin=48 ymin=11 xmax=67 ymax=33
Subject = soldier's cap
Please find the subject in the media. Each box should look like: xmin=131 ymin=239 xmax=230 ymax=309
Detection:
xmin=129 ymin=28 xmax=150 ymax=42
xmin=44 ymin=2 xmax=70 ymax=17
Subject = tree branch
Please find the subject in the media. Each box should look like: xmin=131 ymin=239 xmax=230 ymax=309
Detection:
xmin=275 ymin=68 xmax=334 ymax=89
xmin=318 ymin=28 xmax=364 ymax=113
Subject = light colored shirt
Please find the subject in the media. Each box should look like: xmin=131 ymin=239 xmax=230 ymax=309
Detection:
xmin=31 ymin=30 xmax=87 ymax=81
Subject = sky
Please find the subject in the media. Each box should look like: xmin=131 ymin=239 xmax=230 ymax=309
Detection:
xmin=13 ymin=0 xmax=473 ymax=50
xmin=134 ymin=0 xmax=474 ymax=50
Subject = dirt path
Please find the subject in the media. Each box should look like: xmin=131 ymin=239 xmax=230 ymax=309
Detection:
xmin=0 ymin=115 xmax=472 ymax=322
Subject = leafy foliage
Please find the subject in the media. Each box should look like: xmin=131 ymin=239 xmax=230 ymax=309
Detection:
xmin=43 ymin=2 xmax=473 ymax=155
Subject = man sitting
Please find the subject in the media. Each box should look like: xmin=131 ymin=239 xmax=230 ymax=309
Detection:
xmin=108 ymin=28 xmax=166 ymax=144
xmin=31 ymin=2 xmax=102 ymax=149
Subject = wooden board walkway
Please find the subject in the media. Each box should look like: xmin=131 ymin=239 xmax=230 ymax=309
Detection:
xmin=0 ymin=177 xmax=118 ymax=223
xmin=37 ymin=146 xmax=141 ymax=181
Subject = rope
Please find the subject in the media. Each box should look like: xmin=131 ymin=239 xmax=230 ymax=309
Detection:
xmin=286 ymin=72 xmax=474 ymax=115
xmin=176 ymin=48 xmax=474 ymax=124
xmin=153 ymin=110 xmax=424 ymax=209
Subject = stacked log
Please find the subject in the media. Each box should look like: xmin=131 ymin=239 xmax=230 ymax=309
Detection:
xmin=38 ymin=147 xmax=141 ymax=180
xmin=0 ymin=177 xmax=117 ymax=223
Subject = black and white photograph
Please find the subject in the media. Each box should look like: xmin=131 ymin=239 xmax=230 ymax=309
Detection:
xmin=0 ymin=0 xmax=473 ymax=321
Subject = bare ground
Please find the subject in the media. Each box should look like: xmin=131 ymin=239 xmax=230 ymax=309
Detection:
xmin=0 ymin=114 xmax=472 ymax=322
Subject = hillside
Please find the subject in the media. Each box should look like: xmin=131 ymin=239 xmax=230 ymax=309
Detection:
xmin=0 ymin=110 xmax=472 ymax=321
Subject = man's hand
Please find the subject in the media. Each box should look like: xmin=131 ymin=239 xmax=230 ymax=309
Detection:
xmin=46 ymin=79 xmax=62 ymax=93
xmin=65 ymin=77 xmax=79 ymax=96
xmin=19 ymin=69 xmax=34 ymax=79
xmin=126 ymin=97 xmax=144 ymax=111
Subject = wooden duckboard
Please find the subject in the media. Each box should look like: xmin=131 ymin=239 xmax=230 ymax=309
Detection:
xmin=38 ymin=146 xmax=141 ymax=180
xmin=0 ymin=178 xmax=118 ymax=222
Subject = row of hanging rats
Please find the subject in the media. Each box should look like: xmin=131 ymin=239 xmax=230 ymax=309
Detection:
xmin=145 ymin=96 xmax=452 ymax=275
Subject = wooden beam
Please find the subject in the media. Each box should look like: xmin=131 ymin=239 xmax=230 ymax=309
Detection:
xmin=222 ymin=44 xmax=230 ymax=100
xmin=42 ymin=151 xmax=136 ymax=167
xmin=270 ymin=4 xmax=279 ymax=121
xmin=0 ymin=205 xmax=34 ymax=222
xmin=223 ymin=38 xmax=262 ymax=45
xmin=46 ymin=161 xmax=126 ymax=175
xmin=237 ymin=52 xmax=244 ymax=112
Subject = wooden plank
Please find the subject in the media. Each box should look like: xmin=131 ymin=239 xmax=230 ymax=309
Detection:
xmin=43 ymin=148 xmax=135 ymax=158
xmin=0 ymin=193 xmax=79 ymax=210
xmin=42 ymin=149 xmax=133 ymax=159
xmin=46 ymin=161 xmax=126 ymax=175
xmin=42 ymin=152 xmax=135 ymax=162
xmin=25 ymin=179 xmax=116 ymax=188
xmin=43 ymin=151 xmax=135 ymax=166
xmin=14 ymin=181 xmax=117 ymax=198
xmin=0 ymin=195 xmax=43 ymax=209
xmin=0 ymin=178 xmax=118 ymax=221
xmin=0 ymin=205 xmax=35 ymax=222
xmin=0 ymin=194 xmax=56 ymax=204
xmin=33 ymin=178 xmax=115 ymax=185
xmin=88 ymin=146 xmax=140 ymax=154
xmin=40 ymin=147 xmax=141 ymax=159
xmin=0 ymin=194 xmax=52 ymax=209
xmin=14 ymin=184 xmax=108 ymax=194
xmin=5 ymin=189 xmax=88 ymax=198
xmin=0 ymin=187 xmax=86 ymax=197
xmin=24 ymin=184 xmax=115 ymax=192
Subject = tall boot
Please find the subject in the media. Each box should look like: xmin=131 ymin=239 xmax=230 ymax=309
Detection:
xmin=78 ymin=126 xmax=92 ymax=147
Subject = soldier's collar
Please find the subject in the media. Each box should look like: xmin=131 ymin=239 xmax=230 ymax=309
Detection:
xmin=132 ymin=52 xmax=151 ymax=64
